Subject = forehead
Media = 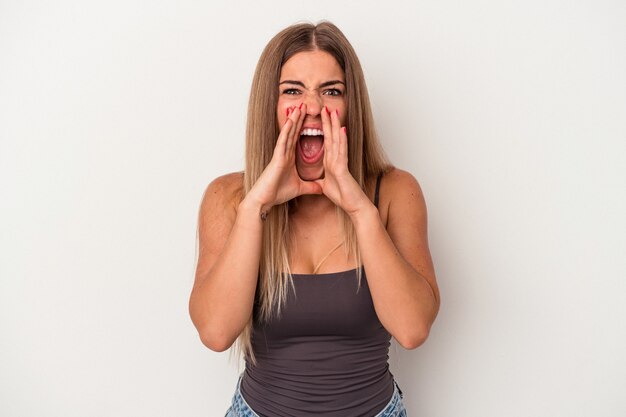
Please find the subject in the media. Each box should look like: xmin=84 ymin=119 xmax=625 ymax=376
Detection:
xmin=280 ymin=50 xmax=344 ymax=82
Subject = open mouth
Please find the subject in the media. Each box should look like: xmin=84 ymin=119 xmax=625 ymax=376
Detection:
xmin=298 ymin=128 xmax=325 ymax=163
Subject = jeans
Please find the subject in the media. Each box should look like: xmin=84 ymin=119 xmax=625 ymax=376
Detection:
xmin=225 ymin=376 xmax=407 ymax=417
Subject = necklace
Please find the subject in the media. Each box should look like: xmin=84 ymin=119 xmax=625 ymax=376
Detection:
xmin=311 ymin=241 xmax=345 ymax=274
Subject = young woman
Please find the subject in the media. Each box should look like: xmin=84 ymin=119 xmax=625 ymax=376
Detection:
xmin=189 ymin=21 xmax=440 ymax=416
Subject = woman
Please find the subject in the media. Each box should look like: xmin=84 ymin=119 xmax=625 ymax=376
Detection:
xmin=189 ymin=21 xmax=440 ymax=416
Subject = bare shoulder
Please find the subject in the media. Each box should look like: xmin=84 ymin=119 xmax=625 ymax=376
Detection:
xmin=197 ymin=172 xmax=244 ymax=250
xmin=200 ymin=172 xmax=244 ymax=214
xmin=383 ymin=167 xmax=424 ymax=197
xmin=378 ymin=168 xmax=427 ymax=220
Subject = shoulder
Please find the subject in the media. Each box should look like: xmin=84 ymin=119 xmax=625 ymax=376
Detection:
xmin=196 ymin=172 xmax=243 ymax=254
xmin=381 ymin=168 xmax=423 ymax=195
xmin=198 ymin=172 xmax=243 ymax=229
xmin=378 ymin=168 xmax=427 ymax=226
xmin=379 ymin=168 xmax=424 ymax=209
xmin=201 ymin=172 xmax=244 ymax=208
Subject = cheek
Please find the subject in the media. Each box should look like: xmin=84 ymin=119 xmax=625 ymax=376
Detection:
xmin=276 ymin=101 xmax=289 ymax=124
xmin=323 ymin=98 xmax=347 ymax=123
xmin=339 ymin=104 xmax=348 ymax=125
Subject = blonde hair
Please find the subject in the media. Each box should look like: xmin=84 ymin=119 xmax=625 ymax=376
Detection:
xmin=240 ymin=21 xmax=390 ymax=362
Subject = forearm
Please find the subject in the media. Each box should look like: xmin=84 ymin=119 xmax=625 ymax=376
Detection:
xmin=350 ymin=203 xmax=438 ymax=349
xmin=189 ymin=197 xmax=264 ymax=351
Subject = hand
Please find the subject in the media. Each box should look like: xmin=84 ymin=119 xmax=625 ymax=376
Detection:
xmin=246 ymin=104 xmax=323 ymax=212
xmin=316 ymin=107 xmax=372 ymax=215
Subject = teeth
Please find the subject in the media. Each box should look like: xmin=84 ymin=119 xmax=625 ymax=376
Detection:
xmin=300 ymin=128 xmax=324 ymax=136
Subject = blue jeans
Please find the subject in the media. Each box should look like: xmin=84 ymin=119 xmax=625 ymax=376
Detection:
xmin=225 ymin=376 xmax=407 ymax=417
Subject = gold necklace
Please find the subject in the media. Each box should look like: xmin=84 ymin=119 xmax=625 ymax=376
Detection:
xmin=311 ymin=241 xmax=345 ymax=274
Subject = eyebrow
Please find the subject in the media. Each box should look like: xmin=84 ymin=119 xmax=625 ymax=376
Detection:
xmin=279 ymin=80 xmax=346 ymax=89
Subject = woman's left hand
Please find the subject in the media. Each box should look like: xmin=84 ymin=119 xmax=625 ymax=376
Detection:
xmin=315 ymin=107 xmax=372 ymax=216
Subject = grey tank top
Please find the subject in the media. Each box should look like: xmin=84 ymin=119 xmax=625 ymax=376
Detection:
xmin=240 ymin=173 xmax=392 ymax=416
xmin=240 ymin=268 xmax=394 ymax=416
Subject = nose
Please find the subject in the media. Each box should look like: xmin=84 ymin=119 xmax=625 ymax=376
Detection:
xmin=303 ymin=90 xmax=323 ymax=116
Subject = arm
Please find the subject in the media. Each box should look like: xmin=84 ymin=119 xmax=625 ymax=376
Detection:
xmin=189 ymin=175 xmax=265 ymax=352
xmin=350 ymin=169 xmax=440 ymax=349
xmin=189 ymin=104 xmax=321 ymax=351
xmin=317 ymin=109 xmax=440 ymax=349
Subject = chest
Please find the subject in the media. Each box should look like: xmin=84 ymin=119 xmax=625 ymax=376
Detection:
xmin=288 ymin=213 xmax=356 ymax=274
xmin=254 ymin=270 xmax=386 ymax=339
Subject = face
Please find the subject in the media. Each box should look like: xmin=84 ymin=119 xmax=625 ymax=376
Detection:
xmin=277 ymin=50 xmax=347 ymax=181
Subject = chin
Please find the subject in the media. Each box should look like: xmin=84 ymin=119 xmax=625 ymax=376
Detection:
xmin=297 ymin=167 xmax=324 ymax=181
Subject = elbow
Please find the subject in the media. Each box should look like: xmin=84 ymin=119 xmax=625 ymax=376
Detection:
xmin=198 ymin=328 xmax=236 ymax=352
xmin=189 ymin=298 xmax=237 ymax=352
xmin=398 ymin=295 xmax=440 ymax=349
xmin=395 ymin=325 xmax=431 ymax=350
xmin=192 ymin=314 xmax=237 ymax=352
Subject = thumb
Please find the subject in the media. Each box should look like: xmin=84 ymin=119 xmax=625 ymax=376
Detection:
xmin=313 ymin=179 xmax=325 ymax=189
xmin=300 ymin=180 xmax=323 ymax=195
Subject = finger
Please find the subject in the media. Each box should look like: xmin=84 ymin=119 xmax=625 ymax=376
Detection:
xmin=331 ymin=109 xmax=341 ymax=158
xmin=290 ymin=103 xmax=306 ymax=153
xmin=275 ymin=116 xmax=293 ymax=156
xmin=299 ymin=178 xmax=323 ymax=195
xmin=321 ymin=105 xmax=333 ymax=155
xmin=339 ymin=126 xmax=348 ymax=159
xmin=285 ymin=106 xmax=301 ymax=156
xmin=295 ymin=103 xmax=306 ymax=135
xmin=313 ymin=179 xmax=329 ymax=197
xmin=284 ymin=106 xmax=291 ymax=123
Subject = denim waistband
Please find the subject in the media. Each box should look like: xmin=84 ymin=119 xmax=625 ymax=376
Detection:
xmin=225 ymin=375 xmax=407 ymax=416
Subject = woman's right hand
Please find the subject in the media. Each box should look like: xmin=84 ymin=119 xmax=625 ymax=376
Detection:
xmin=245 ymin=104 xmax=322 ymax=212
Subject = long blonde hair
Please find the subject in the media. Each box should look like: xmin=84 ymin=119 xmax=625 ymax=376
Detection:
xmin=240 ymin=21 xmax=390 ymax=362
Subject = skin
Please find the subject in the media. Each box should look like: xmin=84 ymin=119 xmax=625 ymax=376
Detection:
xmin=189 ymin=50 xmax=440 ymax=353
xmin=276 ymin=50 xmax=347 ymax=181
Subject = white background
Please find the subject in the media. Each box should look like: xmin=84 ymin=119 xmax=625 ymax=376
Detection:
xmin=1 ymin=1 xmax=625 ymax=416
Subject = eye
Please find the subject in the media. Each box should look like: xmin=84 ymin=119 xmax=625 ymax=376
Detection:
xmin=323 ymin=88 xmax=343 ymax=97
xmin=281 ymin=88 xmax=301 ymax=95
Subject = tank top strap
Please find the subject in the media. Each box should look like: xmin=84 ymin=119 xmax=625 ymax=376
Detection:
xmin=374 ymin=173 xmax=383 ymax=208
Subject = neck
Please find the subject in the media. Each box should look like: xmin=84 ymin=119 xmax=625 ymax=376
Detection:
xmin=291 ymin=194 xmax=336 ymax=219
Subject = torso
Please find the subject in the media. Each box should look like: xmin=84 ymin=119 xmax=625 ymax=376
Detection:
xmin=223 ymin=172 xmax=391 ymax=275
xmin=240 ymin=267 xmax=394 ymax=416
xmin=214 ymin=168 xmax=412 ymax=415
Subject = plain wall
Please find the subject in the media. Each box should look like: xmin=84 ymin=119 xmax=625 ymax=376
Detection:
xmin=1 ymin=1 xmax=624 ymax=416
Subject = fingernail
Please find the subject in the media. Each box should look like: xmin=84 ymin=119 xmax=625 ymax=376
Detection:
xmin=286 ymin=108 xmax=290 ymax=116
xmin=325 ymin=106 xmax=329 ymax=115
xmin=336 ymin=109 xmax=340 ymax=117
xmin=342 ymin=126 xmax=346 ymax=133
xmin=299 ymin=102 xmax=303 ymax=109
